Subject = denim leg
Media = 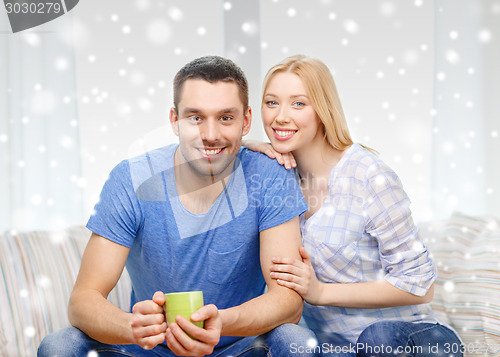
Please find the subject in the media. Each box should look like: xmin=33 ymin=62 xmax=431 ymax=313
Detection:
xmin=37 ymin=326 xmax=158 ymax=357
xmin=356 ymin=321 xmax=463 ymax=357
xmin=257 ymin=323 xmax=320 ymax=357
xmin=210 ymin=336 xmax=267 ymax=357
xmin=315 ymin=332 xmax=357 ymax=357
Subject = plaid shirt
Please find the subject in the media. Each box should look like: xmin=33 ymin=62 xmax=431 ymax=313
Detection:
xmin=301 ymin=143 xmax=439 ymax=343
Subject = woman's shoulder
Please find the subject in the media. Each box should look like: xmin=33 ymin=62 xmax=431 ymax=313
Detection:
xmin=338 ymin=144 xmax=397 ymax=182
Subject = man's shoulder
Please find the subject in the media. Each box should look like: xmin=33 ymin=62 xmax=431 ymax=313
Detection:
xmin=238 ymin=147 xmax=290 ymax=177
xmin=127 ymin=144 xmax=177 ymax=166
xmin=124 ymin=144 xmax=177 ymax=191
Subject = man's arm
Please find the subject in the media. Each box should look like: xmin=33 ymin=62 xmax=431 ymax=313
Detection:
xmin=218 ymin=216 xmax=304 ymax=336
xmin=68 ymin=233 xmax=167 ymax=348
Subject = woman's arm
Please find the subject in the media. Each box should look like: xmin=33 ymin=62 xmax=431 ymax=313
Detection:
xmin=270 ymin=247 xmax=434 ymax=308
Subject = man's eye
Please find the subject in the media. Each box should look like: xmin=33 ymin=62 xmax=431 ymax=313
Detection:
xmin=220 ymin=116 xmax=233 ymax=121
xmin=188 ymin=116 xmax=202 ymax=122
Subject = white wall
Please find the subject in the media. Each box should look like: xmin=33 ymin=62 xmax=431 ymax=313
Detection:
xmin=74 ymin=0 xmax=438 ymax=222
xmin=71 ymin=0 xmax=226 ymax=213
xmin=2 ymin=0 xmax=498 ymax=230
xmin=433 ymin=0 xmax=500 ymax=219
xmin=260 ymin=0 xmax=436 ymax=221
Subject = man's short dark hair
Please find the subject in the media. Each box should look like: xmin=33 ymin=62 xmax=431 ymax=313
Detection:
xmin=173 ymin=56 xmax=249 ymax=113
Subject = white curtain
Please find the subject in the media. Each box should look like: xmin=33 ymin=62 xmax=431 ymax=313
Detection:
xmin=432 ymin=0 xmax=500 ymax=219
xmin=0 ymin=13 xmax=84 ymax=232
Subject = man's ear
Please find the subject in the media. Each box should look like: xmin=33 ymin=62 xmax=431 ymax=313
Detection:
xmin=242 ymin=106 xmax=252 ymax=136
xmin=169 ymin=107 xmax=179 ymax=137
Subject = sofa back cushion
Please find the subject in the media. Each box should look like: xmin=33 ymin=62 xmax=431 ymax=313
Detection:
xmin=0 ymin=226 xmax=131 ymax=357
xmin=422 ymin=212 xmax=500 ymax=356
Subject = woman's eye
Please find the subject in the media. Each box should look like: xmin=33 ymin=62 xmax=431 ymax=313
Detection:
xmin=294 ymin=102 xmax=305 ymax=107
xmin=266 ymin=100 xmax=278 ymax=106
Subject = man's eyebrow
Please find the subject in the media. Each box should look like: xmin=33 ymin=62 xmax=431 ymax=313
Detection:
xmin=181 ymin=107 xmax=202 ymax=116
xmin=218 ymin=107 xmax=241 ymax=114
xmin=181 ymin=107 xmax=241 ymax=115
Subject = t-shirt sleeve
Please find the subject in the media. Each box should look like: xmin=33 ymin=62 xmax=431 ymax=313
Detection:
xmin=86 ymin=160 xmax=143 ymax=248
xmin=364 ymin=162 xmax=436 ymax=296
xmin=254 ymin=158 xmax=308 ymax=232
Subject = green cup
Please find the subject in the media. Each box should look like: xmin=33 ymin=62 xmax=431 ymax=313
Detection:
xmin=164 ymin=291 xmax=204 ymax=331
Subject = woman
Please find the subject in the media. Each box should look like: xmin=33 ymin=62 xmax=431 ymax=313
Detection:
xmin=245 ymin=55 xmax=462 ymax=356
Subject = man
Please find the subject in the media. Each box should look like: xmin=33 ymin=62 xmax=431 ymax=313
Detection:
xmin=38 ymin=56 xmax=317 ymax=356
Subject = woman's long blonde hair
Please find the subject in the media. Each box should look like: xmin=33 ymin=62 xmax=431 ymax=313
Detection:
xmin=262 ymin=55 xmax=375 ymax=154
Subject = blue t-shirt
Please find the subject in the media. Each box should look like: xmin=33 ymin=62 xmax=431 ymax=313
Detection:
xmin=86 ymin=144 xmax=307 ymax=347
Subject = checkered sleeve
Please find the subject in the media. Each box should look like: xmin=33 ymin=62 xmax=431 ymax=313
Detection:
xmin=363 ymin=162 xmax=436 ymax=296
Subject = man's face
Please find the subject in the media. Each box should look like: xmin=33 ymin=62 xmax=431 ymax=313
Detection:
xmin=170 ymin=79 xmax=251 ymax=180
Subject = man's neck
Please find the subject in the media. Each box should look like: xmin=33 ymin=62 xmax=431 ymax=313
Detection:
xmin=173 ymin=149 xmax=235 ymax=215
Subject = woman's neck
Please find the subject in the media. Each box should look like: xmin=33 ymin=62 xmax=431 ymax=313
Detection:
xmin=293 ymin=136 xmax=347 ymax=184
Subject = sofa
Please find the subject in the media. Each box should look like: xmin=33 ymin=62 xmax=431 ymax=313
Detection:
xmin=0 ymin=212 xmax=499 ymax=357
xmin=0 ymin=226 xmax=132 ymax=357
xmin=420 ymin=212 xmax=500 ymax=356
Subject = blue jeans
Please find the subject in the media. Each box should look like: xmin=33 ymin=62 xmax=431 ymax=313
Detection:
xmin=314 ymin=331 xmax=357 ymax=357
xmin=355 ymin=321 xmax=463 ymax=357
xmin=37 ymin=323 xmax=319 ymax=357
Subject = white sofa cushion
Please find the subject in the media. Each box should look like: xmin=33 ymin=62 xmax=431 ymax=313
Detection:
xmin=422 ymin=212 xmax=500 ymax=356
xmin=0 ymin=226 xmax=131 ymax=357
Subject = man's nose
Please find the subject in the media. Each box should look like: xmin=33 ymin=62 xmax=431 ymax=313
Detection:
xmin=201 ymin=119 xmax=221 ymax=143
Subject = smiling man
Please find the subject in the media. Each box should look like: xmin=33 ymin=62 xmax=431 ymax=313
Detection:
xmin=38 ymin=56 xmax=318 ymax=357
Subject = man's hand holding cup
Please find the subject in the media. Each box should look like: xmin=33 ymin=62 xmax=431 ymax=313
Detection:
xmin=164 ymin=291 xmax=222 ymax=356
xmin=130 ymin=291 xmax=168 ymax=350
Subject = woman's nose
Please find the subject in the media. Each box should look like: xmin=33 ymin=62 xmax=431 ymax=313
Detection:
xmin=275 ymin=107 xmax=290 ymax=124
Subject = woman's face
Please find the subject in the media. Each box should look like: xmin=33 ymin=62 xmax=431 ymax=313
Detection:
xmin=262 ymin=72 xmax=323 ymax=154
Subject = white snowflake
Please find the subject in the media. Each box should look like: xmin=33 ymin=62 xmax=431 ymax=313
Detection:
xmin=24 ymin=326 xmax=36 ymax=338
xmin=31 ymin=195 xmax=42 ymax=206
xmin=380 ymin=2 xmax=395 ymax=17
xmin=241 ymin=22 xmax=258 ymax=36
xmin=122 ymin=25 xmax=131 ymax=34
xmin=343 ymin=19 xmax=359 ymax=34
xmin=32 ymin=90 xmax=57 ymax=115
xmin=22 ymin=33 xmax=40 ymax=46
xmin=478 ymin=29 xmax=492 ymax=43
xmin=147 ymin=20 xmax=171 ymax=45
xmin=55 ymin=57 xmax=69 ymax=71
xmin=197 ymin=27 xmax=207 ymax=36
xmin=168 ymin=7 xmax=183 ymax=22
xmin=135 ymin=0 xmax=150 ymax=11
xmin=445 ymin=49 xmax=460 ymax=64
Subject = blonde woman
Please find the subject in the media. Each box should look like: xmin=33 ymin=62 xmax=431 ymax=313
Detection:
xmin=245 ymin=55 xmax=462 ymax=356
